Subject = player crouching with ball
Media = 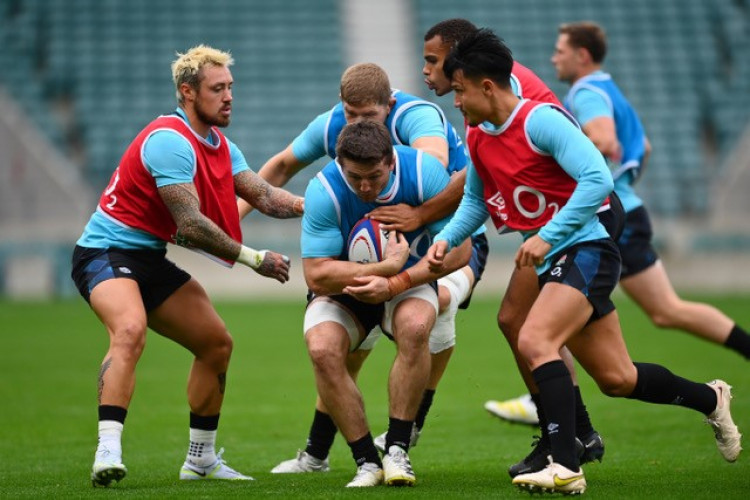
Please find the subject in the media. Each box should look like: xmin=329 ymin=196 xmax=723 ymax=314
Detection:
xmin=297 ymin=120 xmax=471 ymax=487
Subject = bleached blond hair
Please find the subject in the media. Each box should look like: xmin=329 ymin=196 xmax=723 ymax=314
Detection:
xmin=171 ymin=45 xmax=234 ymax=103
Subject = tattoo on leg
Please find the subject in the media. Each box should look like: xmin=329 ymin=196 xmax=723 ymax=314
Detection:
xmin=98 ymin=357 xmax=112 ymax=404
xmin=218 ymin=372 xmax=226 ymax=395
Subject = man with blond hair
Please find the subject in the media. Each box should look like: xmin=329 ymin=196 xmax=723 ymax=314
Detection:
xmin=71 ymin=45 xmax=304 ymax=486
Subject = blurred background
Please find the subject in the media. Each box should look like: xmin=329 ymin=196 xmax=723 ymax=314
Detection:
xmin=1 ymin=0 xmax=748 ymax=299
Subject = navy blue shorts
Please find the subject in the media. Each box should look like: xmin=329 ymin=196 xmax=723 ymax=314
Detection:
xmin=306 ymin=291 xmax=385 ymax=337
xmin=539 ymin=238 xmax=621 ymax=321
xmin=71 ymin=246 xmax=191 ymax=312
xmin=459 ymin=232 xmax=490 ymax=310
xmin=616 ymin=206 xmax=659 ymax=278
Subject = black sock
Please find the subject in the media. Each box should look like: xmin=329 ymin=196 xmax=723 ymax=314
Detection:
xmin=415 ymin=389 xmax=435 ymax=430
xmin=189 ymin=412 xmax=219 ymax=431
xmin=532 ymin=360 xmax=578 ymax=470
xmin=574 ymin=386 xmax=595 ymax=439
xmin=385 ymin=417 xmax=414 ymax=452
xmin=724 ymin=324 xmax=750 ymax=359
xmin=99 ymin=405 xmax=127 ymax=424
xmin=304 ymin=410 xmax=337 ymax=460
xmin=530 ymin=393 xmax=549 ymax=443
xmin=628 ymin=362 xmax=716 ymax=415
xmin=348 ymin=433 xmax=382 ymax=467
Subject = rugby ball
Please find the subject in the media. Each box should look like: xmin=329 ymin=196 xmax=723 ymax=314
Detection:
xmin=347 ymin=218 xmax=389 ymax=263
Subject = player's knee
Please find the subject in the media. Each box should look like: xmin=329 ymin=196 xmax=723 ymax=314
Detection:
xmin=110 ymin=321 xmax=147 ymax=361
xmin=596 ymin=371 xmax=635 ymax=397
xmin=429 ymin=322 xmax=455 ymax=354
xmin=307 ymin=342 xmax=345 ymax=373
xmin=497 ymin=305 xmax=522 ymax=341
xmin=202 ymin=329 xmax=234 ymax=367
xmin=395 ymin=316 xmax=431 ymax=352
xmin=516 ymin=331 xmax=547 ymax=366
xmin=649 ymin=309 xmax=679 ymax=329
xmin=437 ymin=285 xmax=452 ymax=315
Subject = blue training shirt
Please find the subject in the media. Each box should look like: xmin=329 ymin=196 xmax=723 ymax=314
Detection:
xmin=302 ymin=146 xmax=450 ymax=267
xmin=77 ymin=108 xmax=250 ymax=249
xmin=564 ymin=71 xmax=647 ymax=213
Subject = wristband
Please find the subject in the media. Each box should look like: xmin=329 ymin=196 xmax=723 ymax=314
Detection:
xmin=293 ymin=197 xmax=304 ymax=216
xmin=236 ymin=245 xmax=267 ymax=270
xmin=386 ymin=271 xmax=412 ymax=299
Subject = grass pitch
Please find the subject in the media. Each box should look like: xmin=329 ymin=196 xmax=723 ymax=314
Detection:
xmin=1 ymin=294 xmax=748 ymax=498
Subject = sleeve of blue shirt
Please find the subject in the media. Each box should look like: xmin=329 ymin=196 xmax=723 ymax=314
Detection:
xmin=571 ymin=87 xmax=612 ymax=126
xmin=142 ymin=130 xmax=196 ymax=187
xmin=529 ymin=105 xmax=613 ymax=246
xmin=227 ymin=138 xmax=250 ymax=176
xmin=300 ymin=177 xmax=345 ymax=258
xmin=396 ymin=104 xmax=447 ymax=142
xmin=291 ymin=111 xmax=330 ymax=164
xmin=434 ymin=162 xmax=490 ymax=249
xmin=418 ymin=152 xmax=453 ymax=235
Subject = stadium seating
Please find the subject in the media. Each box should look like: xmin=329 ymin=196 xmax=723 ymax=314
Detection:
xmin=414 ymin=0 xmax=750 ymax=217
xmin=0 ymin=0 xmax=747 ymax=218
xmin=0 ymin=0 xmax=344 ymax=194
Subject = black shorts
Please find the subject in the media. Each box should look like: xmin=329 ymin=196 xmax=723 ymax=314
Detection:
xmin=616 ymin=206 xmax=659 ymax=278
xmin=71 ymin=246 xmax=191 ymax=312
xmin=306 ymin=291 xmax=385 ymax=337
xmin=459 ymin=232 xmax=490 ymax=310
xmin=597 ymin=190 xmax=625 ymax=242
xmin=539 ymin=238 xmax=621 ymax=322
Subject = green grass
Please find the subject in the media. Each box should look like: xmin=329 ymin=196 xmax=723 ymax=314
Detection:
xmin=1 ymin=294 xmax=748 ymax=498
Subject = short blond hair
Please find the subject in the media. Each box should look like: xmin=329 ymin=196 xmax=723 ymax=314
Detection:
xmin=171 ymin=45 xmax=234 ymax=103
xmin=340 ymin=63 xmax=391 ymax=107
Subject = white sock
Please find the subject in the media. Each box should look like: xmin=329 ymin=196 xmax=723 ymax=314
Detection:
xmin=96 ymin=420 xmax=123 ymax=459
xmin=187 ymin=428 xmax=218 ymax=466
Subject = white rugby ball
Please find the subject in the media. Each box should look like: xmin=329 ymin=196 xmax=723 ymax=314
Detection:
xmin=347 ymin=218 xmax=389 ymax=263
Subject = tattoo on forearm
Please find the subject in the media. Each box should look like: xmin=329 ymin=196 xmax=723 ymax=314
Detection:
xmin=98 ymin=357 xmax=112 ymax=404
xmin=159 ymin=183 xmax=240 ymax=260
xmin=235 ymin=171 xmax=301 ymax=218
xmin=218 ymin=373 xmax=226 ymax=395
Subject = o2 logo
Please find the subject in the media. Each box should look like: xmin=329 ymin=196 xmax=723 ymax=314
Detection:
xmin=488 ymin=186 xmax=559 ymax=221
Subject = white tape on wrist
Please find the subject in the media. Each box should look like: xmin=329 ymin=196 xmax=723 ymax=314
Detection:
xmin=237 ymin=245 xmax=267 ymax=269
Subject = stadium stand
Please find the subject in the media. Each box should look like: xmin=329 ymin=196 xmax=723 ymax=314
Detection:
xmin=0 ymin=0 xmax=344 ymax=195
xmin=0 ymin=0 xmax=748 ymax=297
xmin=414 ymin=0 xmax=750 ymax=217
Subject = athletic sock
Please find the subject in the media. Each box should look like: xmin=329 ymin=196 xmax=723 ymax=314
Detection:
xmin=627 ymin=362 xmax=716 ymax=415
xmin=348 ymin=433 xmax=382 ymax=467
xmin=530 ymin=392 xmax=550 ymax=444
xmin=724 ymin=324 xmax=750 ymax=359
xmin=532 ymin=360 xmax=578 ymax=471
xmin=415 ymin=389 xmax=435 ymax=430
xmin=385 ymin=417 xmax=414 ymax=452
xmin=574 ymin=386 xmax=596 ymax=438
xmin=97 ymin=405 xmax=127 ymax=459
xmin=187 ymin=412 xmax=220 ymax=467
xmin=304 ymin=409 xmax=337 ymax=461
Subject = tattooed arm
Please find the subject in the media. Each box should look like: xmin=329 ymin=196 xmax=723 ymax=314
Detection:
xmin=159 ymin=182 xmax=292 ymax=282
xmin=234 ymin=169 xmax=304 ymax=219
xmin=159 ymin=182 xmax=242 ymax=261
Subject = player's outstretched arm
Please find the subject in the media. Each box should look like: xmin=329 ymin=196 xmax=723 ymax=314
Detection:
xmin=160 ymin=182 xmax=292 ymax=283
xmin=234 ymin=169 xmax=304 ymax=219
xmin=237 ymin=145 xmax=310 ymax=218
xmin=369 ymin=170 xmax=466 ymax=233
